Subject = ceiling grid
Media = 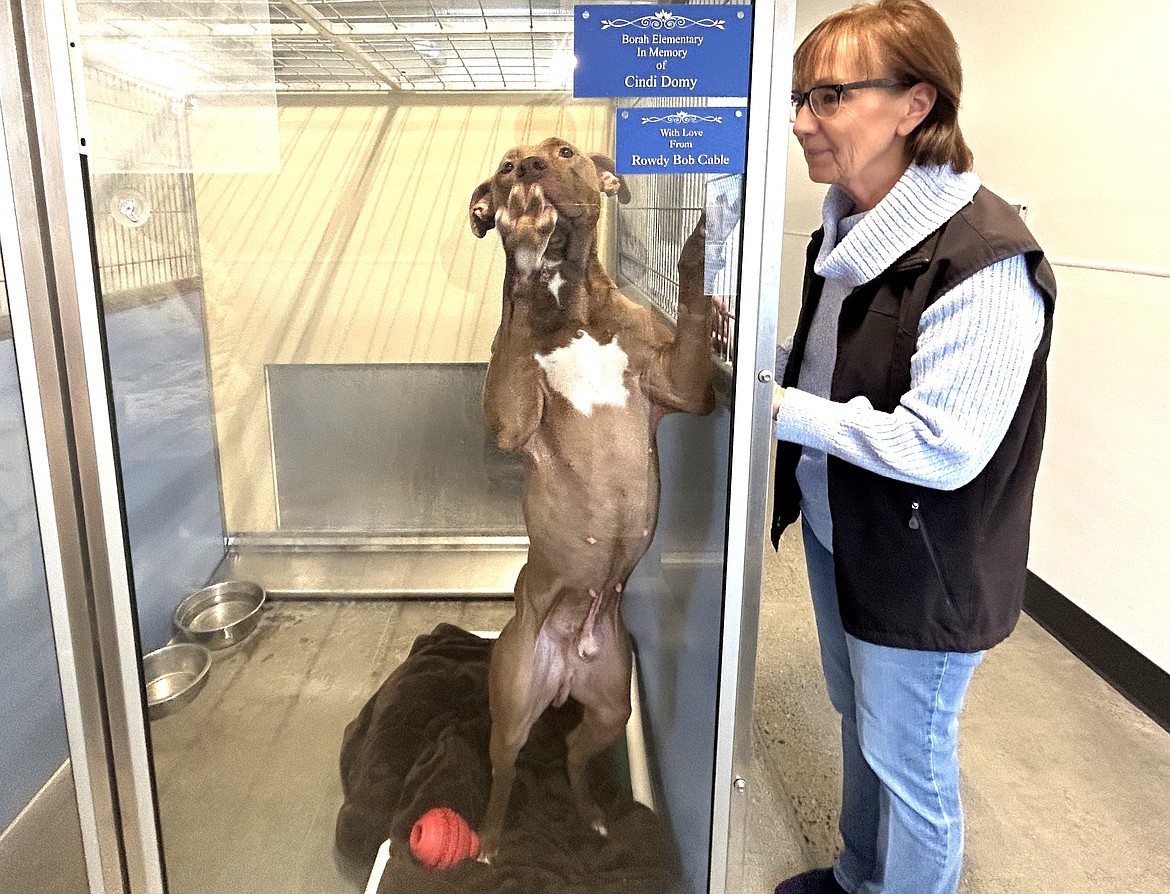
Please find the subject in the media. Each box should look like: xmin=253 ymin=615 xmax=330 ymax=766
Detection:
xmin=79 ymin=0 xmax=582 ymax=93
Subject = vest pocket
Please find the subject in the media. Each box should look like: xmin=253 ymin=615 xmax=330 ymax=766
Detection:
xmin=908 ymin=501 xmax=964 ymax=622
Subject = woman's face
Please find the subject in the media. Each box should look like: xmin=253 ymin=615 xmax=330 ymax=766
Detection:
xmin=792 ymin=48 xmax=934 ymax=212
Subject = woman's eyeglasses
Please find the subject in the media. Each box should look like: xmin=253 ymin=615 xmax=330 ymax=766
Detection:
xmin=790 ymin=78 xmax=913 ymax=121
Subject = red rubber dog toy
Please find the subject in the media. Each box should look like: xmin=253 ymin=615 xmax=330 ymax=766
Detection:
xmin=409 ymin=806 xmax=481 ymax=869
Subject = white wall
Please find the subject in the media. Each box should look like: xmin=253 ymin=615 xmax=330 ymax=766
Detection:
xmin=782 ymin=1 xmax=1170 ymax=671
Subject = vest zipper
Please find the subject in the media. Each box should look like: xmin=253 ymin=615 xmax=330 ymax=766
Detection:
xmin=908 ymin=501 xmax=962 ymax=619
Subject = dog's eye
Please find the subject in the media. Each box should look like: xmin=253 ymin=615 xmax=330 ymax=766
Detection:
xmin=558 ymin=147 xmax=574 ymax=159
xmin=501 ymin=161 xmax=514 ymax=174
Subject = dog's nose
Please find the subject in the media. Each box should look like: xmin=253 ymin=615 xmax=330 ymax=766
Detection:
xmin=517 ymin=155 xmax=547 ymax=182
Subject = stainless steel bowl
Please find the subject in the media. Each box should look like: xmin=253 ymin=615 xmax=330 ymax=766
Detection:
xmin=143 ymin=642 xmax=211 ymax=720
xmin=173 ymin=580 xmax=266 ymax=650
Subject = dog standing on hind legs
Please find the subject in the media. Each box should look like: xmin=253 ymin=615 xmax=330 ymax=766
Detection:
xmin=467 ymin=137 xmax=716 ymax=863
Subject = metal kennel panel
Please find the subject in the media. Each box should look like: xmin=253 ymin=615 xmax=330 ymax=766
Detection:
xmin=266 ymin=363 xmax=525 ymax=534
xmin=75 ymin=0 xmax=282 ymax=175
xmin=82 ymin=66 xmax=188 ymax=171
xmin=268 ymin=30 xmax=572 ymax=91
xmin=616 ymin=172 xmax=707 ymax=320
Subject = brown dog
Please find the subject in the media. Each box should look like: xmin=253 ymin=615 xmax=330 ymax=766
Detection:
xmin=468 ymin=137 xmax=715 ymax=862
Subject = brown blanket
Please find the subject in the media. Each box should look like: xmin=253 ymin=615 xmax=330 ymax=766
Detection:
xmin=335 ymin=623 xmax=687 ymax=894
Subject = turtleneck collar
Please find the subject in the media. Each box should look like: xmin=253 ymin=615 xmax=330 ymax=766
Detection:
xmin=813 ymin=164 xmax=981 ymax=288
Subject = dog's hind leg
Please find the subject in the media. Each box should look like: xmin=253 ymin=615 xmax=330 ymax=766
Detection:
xmin=566 ymin=617 xmax=633 ymax=837
xmin=566 ymin=702 xmax=629 ymax=836
xmin=478 ymin=616 xmax=546 ymax=862
xmin=478 ymin=566 xmax=564 ymax=863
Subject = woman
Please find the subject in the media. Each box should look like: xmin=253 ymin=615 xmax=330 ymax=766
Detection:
xmin=770 ymin=2 xmax=1056 ymax=894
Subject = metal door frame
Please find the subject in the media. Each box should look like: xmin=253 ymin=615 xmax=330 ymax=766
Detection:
xmin=709 ymin=2 xmax=794 ymax=892
xmin=0 ymin=0 xmax=164 ymax=890
xmin=0 ymin=0 xmax=795 ymax=890
xmin=0 ymin=31 xmax=112 ymax=892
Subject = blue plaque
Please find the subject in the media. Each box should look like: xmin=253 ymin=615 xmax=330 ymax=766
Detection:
xmin=616 ymin=107 xmax=747 ymax=174
xmin=574 ymin=4 xmax=752 ymax=98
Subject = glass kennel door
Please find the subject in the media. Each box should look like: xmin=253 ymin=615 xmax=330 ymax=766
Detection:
xmin=6 ymin=0 xmax=792 ymax=892
xmin=0 ymin=139 xmax=90 ymax=892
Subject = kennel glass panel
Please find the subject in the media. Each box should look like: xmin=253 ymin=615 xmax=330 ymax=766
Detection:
xmin=67 ymin=1 xmax=757 ymax=892
xmin=75 ymin=0 xmax=280 ymax=174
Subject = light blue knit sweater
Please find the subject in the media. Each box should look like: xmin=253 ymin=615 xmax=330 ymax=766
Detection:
xmin=775 ymin=164 xmax=1046 ymax=552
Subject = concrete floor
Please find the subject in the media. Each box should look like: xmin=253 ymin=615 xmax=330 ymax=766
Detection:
xmin=3 ymin=534 xmax=1169 ymax=893
xmin=748 ymin=527 xmax=1170 ymax=893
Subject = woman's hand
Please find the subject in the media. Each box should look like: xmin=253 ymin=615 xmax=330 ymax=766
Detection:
xmin=772 ymin=384 xmax=785 ymax=422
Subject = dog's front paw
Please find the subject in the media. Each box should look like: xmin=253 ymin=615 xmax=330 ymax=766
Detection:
xmin=499 ymin=184 xmax=558 ymax=274
xmin=499 ymin=185 xmax=555 ymax=234
xmin=676 ymin=212 xmax=708 ymax=274
xmin=507 ymin=183 xmax=547 ymax=220
xmin=676 ymin=212 xmax=716 ymax=316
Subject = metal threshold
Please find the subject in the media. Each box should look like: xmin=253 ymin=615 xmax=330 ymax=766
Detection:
xmin=214 ymin=534 xmax=528 ymax=599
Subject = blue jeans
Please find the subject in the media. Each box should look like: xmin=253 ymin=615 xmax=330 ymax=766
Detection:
xmin=802 ymin=521 xmax=984 ymax=894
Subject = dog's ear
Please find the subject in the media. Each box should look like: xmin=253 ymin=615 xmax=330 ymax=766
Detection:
xmin=588 ymin=152 xmax=632 ymax=205
xmin=469 ymin=180 xmax=495 ymax=238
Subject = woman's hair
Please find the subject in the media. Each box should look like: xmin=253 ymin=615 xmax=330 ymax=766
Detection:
xmin=793 ymin=0 xmax=974 ymax=172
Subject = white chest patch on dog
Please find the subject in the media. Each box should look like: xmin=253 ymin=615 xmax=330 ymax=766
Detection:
xmin=535 ymin=332 xmax=629 ymax=415
xmin=546 ymin=270 xmax=565 ymax=303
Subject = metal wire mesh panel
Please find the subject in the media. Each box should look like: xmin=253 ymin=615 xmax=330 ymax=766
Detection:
xmin=84 ymin=67 xmax=191 ymax=173
xmin=91 ymin=171 xmax=202 ymax=301
xmin=77 ymin=1 xmax=280 ymax=173
xmin=269 ymin=31 xmax=574 ymax=91
xmin=267 ymin=0 xmax=575 ymax=91
xmin=75 ymin=0 xmax=580 ymax=93
xmin=613 ymin=98 xmax=741 ymax=367
xmin=76 ymin=0 xmax=279 ymax=94
xmin=85 ymin=70 xmax=203 ymax=302
xmin=615 ymin=170 xmax=707 ymax=320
